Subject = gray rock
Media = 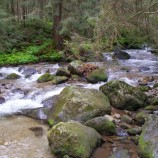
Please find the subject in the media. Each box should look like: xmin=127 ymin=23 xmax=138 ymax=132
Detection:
xmin=56 ymin=68 xmax=71 ymax=77
xmin=22 ymin=68 xmax=37 ymax=78
xmin=0 ymin=97 xmax=5 ymax=104
xmin=113 ymin=50 xmax=130 ymax=60
xmin=68 ymin=60 xmax=83 ymax=75
xmin=127 ymin=127 xmax=142 ymax=136
xmin=138 ymin=114 xmax=158 ymax=158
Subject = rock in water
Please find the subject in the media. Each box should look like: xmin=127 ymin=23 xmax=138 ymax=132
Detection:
xmin=56 ymin=67 xmax=71 ymax=77
xmin=48 ymin=86 xmax=111 ymax=123
xmin=37 ymin=73 xmax=55 ymax=83
xmin=99 ymin=80 xmax=147 ymax=111
xmin=86 ymin=69 xmax=108 ymax=83
xmin=138 ymin=114 xmax=158 ymax=158
xmin=113 ymin=50 xmax=130 ymax=60
xmin=47 ymin=121 xmax=102 ymax=158
xmin=0 ymin=97 xmax=5 ymax=104
xmin=6 ymin=73 xmax=21 ymax=79
xmin=22 ymin=68 xmax=37 ymax=78
xmin=68 ymin=60 xmax=83 ymax=75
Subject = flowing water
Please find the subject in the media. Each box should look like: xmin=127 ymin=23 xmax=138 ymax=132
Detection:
xmin=0 ymin=49 xmax=157 ymax=158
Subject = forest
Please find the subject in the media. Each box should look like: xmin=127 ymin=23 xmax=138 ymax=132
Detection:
xmin=0 ymin=0 xmax=158 ymax=65
xmin=0 ymin=1 xmax=158 ymax=158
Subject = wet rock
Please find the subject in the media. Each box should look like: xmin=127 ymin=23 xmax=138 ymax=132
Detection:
xmin=127 ymin=127 xmax=142 ymax=136
xmin=0 ymin=97 xmax=5 ymax=104
xmin=139 ymin=67 xmax=150 ymax=72
xmin=113 ymin=50 xmax=131 ymax=60
xmin=121 ymin=115 xmax=133 ymax=124
xmin=6 ymin=73 xmax=21 ymax=80
xmin=100 ymin=80 xmax=147 ymax=111
xmin=134 ymin=112 xmax=147 ymax=125
xmin=0 ymin=73 xmax=3 ymax=77
xmin=48 ymin=86 xmax=111 ymax=123
xmin=37 ymin=73 xmax=55 ymax=83
xmin=56 ymin=67 xmax=71 ymax=77
xmin=84 ymin=116 xmax=116 ymax=135
xmin=52 ymin=76 xmax=68 ymax=85
xmin=114 ymin=114 xmax=121 ymax=119
xmin=68 ymin=60 xmax=83 ymax=75
xmin=138 ymin=76 xmax=154 ymax=86
xmin=86 ymin=69 xmax=108 ymax=83
xmin=41 ymin=96 xmax=58 ymax=108
xmin=138 ymin=114 xmax=158 ymax=158
xmin=109 ymin=148 xmax=130 ymax=158
xmin=150 ymin=49 xmax=158 ymax=54
xmin=47 ymin=121 xmax=102 ymax=158
xmin=22 ymin=68 xmax=37 ymax=78
xmin=116 ymin=127 xmax=128 ymax=137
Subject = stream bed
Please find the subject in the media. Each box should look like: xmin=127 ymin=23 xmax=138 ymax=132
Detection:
xmin=0 ymin=49 xmax=158 ymax=158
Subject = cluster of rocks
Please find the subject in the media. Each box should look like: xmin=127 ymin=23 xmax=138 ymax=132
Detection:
xmin=44 ymin=79 xmax=158 ymax=158
xmin=36 ymin=60 xmax=108 ymax=85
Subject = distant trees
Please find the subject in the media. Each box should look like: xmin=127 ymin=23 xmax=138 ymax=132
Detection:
xmin=0 ymin=0 xmax=158 ymax=51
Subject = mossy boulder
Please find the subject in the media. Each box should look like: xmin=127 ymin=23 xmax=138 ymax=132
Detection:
xmin=37 ymin=73 xmax=55 ymax=83
xmin=47 ymin=121 xmax=102 ymax=158
xmin=52 ymin=76 xmax=69 ymax=85
xmin=99 ymin=80 xmax=147 ymax=111
xmin=48 ymin=86 xmax=111 ymax=123
xmin=121 ymin=115 xmax=133 ymax=124
xmin=6 ymin=73 xmax=21 ymax=79
xmin=84 ymin=116 xmax=116 ymax=135
xmin=68 ymin=60 xmax=83 ymax=75
xmin=134 ymin=112 xmax=147 ymax=125
xmin=86 ymin=69 xmax=108 ymax=83
xmin=138 ymin=115 xmax=158 ymax=158
xmin=137 ymin=86 xmax=150 ymax=92
xmin=56 ymin=68 xmax=71 ymax=77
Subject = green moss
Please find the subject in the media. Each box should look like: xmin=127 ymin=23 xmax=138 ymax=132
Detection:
xmin=37 ymin=73 xmax=55 ymax=83
xmin=48 ymin=119 xmax=55 ymax=127
xmin=52 ymin=76 xmax=68 ymax=85
xmin=86 ymin=69 xmax=108 ymax=83
xmin=6 ymin=73 xmax=21 ymax=79
xmin=138 ymin=134 xmax=154 ymax=158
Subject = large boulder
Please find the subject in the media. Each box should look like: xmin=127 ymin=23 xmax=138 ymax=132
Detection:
xmin=99 ymin=80 xmax=147 ymax=111
xmin=56 ymin=68 xmax=71 ymax=77
xmin=47 ymin=121 xmax=102 ymax=158
xmin=113 ymin=50 xmax=130 ymax=60
xmin=37 ymin=73 xmax=55 ymax=83
xmin=84 ymin=116 xmax=116 ymax=135
xmin=68 ymin=60 xmax=83 ymax=75
xmin=86 ymin=69 xmax=108 ymax=83
xmin=138 ymin=115 xmax=158 ymax=158
xmin=6 ymin=73 xmax=21 ymax=79
xmin=48 ymin=86 xmax=111 ymax=123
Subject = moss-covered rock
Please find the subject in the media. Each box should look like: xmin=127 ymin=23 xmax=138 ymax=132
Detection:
xmin=121 ymin=115 xmax=133 ymax=124
xmin=37 ymin=73 xmax=55 ymax=83
xmin=153 ymin=83 xmax=158 ymax=88
xmin=134 ymin=112 xmax=147 ymax=125
xmin=99 ymin=80 xmax=147 ymax=111
xmin=113 ymin=50 xmax=131 ymax=60
xmin=86 ymin=69 xmax=108 ymax=83
xmin=84 ymin=116 xmax=116 ymax=135
xmin=48 ymin=86 xmax=111 ymax=123
xmin=56 ymin=68 xmax=71 ymax=77
xmin=138 ymin=115 xmax=158 ymax=158
xmin=6 ymin=73 xmax=21 ymax=79
xmin=52 ymin=76 xmax=69 ymax=85
xmin=137 ymin=86 xmax=150 ymax=92
xmin=127 ymin=127 xmax=142 ymax=136
xmin=47 ymin=121 xmax=102 ymax=158
xmin=68 ymin=60 xmax=83 ymax=75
